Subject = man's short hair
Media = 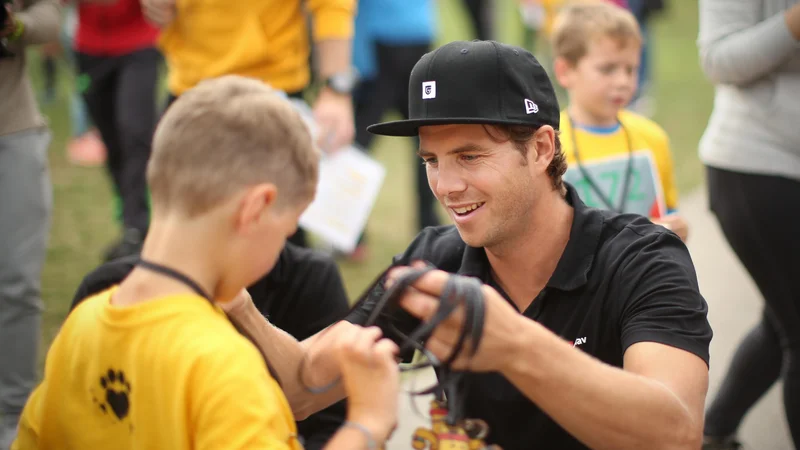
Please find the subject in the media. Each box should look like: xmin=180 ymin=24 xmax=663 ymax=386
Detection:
xmin=147 ymin=75 xmax=319 ymax=218
xmin=551 ymin=1 xmax=642 ymax=65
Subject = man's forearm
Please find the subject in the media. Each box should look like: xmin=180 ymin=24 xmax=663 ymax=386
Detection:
xmin=503 ymin=324 xmax=701 ymax=450
xmin=224 ymin=298 xmax=346 ymax=419
xmin=314 ymin=39 xmax=352 ymax=81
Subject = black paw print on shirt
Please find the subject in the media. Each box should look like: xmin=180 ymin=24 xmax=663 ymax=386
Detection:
xmin=95 ymin=369 xmax=131 ymax=420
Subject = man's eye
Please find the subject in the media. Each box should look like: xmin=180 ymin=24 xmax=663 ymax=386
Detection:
xmin=423 ymin=158 xmax=438 ymax=166
xmin=461 ymin=154 xmax=478 ymax=162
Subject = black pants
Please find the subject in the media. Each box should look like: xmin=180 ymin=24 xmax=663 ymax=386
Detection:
xmin=704 ymin=166 xmax=800 ymax=445
xmin=165 ymin=89 xmax=309 ymax=248
xmin=354 ymin=42 xmax=440 ymax=236
xmin=463 ymin=0 xmax=492 ymax=40
xmin=78 ymin=47 xmax=161 ymax=234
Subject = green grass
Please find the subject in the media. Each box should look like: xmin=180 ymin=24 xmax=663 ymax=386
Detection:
xmin=27 ymin=0 xmax=713 ymax=367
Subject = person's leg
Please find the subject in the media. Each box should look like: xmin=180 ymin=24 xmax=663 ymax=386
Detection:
xmin=40 ymin=53 xmax=57 ymax=105
xmin=353 ymin=78 xmax=380 ymax=151
xmin=78 ymin=52 xmax=124 ymax=204
xmin=388 ymin=42 xmax=440 ymax=231
xmin=704 ymin=166 xmax=800 ymax=446
xmin=463 ymin=0 xmax=493 ymax=41
xmin=114 ymin=48 xmax=160 ymax=238
xmin=0 ymin=129 xmax=53 ymax=449
xmin=703 ymin=311 xmax=783 ymax=438
xmin=346 ymin=63 xmax=393 ymax=258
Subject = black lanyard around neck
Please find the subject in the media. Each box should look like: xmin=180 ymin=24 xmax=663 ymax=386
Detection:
xmin=134 ymin=258 xmax=283 ymax=386
xmin=137 ymin=259 xmax=213 ymax=302
xmin=568 ymin=115 xmax=634 ymax=213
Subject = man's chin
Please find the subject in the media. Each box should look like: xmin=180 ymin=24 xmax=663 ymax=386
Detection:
xmin=453 ymin=226 xmax=485 ymax=248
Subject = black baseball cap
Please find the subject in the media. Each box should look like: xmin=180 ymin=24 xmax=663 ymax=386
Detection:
xmin=367 ymin=40 xmax=560 ymax=137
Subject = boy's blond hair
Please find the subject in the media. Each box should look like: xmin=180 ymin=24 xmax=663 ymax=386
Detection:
xmin=551 ymin=1 xmax=642 ymax=64
xmin=147 ymin=75 xmax=319 ymax=218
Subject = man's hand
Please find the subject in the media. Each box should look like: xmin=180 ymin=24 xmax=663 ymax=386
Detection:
xmin=652 ymin=214 xmax=689 ymax=242
xmin=1 ymin=3 xmax=17 ymax=38
xmin=387 ymin=267 xmax=529 ymax=373
xmin=313 ymin=87 xmax=354 ymax=154
xmin=141 ymin=0 xmax=176 ymax=28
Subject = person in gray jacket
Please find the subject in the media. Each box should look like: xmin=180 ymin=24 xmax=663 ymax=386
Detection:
xmin=0 ymin=1 xmax=61 ymax=448
xmin=697 ymin=1 xmax=800 ymax=449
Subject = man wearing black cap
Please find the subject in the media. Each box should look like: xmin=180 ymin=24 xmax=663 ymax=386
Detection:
xmin=176 ymin=41 xmax=713 ymax=449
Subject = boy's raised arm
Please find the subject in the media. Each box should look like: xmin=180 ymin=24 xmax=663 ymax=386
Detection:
xmin=220 ymin=290 xmax=348 ymax=420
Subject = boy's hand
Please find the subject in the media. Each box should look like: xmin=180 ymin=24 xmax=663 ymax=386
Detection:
xmin=333 ymin=326 xmax=400 ymax=443
xmin=653 ymin=214 xmax=689 ymax=242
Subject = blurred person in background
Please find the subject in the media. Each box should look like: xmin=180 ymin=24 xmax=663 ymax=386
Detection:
xmin=463 ymin=0 xmax=493 ymax=40
xmin=0 ymin=1 xmax=61 ymax=448
xmin=697 ymin=1 xmax=800 ymax=449
xmin=141 ymin=0 xmax=358 ymax=249
xmin=349 ymin=0 xmax=440 ymax=262
xmin=625 ymin=0 xmax=666 ymax=116
xmin=61 ymin=2 xmax=106 ymax=167
xmin=75 ymin=0 xmax=161 ymax=262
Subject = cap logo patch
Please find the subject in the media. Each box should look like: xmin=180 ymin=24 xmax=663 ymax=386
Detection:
xmin=422 ymin=81 xmax=436 ymax=99
xmin=524 ymin=99 xmax=539 ymax=114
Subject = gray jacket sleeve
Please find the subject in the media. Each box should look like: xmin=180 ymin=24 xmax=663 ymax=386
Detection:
xmin=698 ymin=0 xmax=799 ymax=86
xmin=16 ymin=0 xmax=62 ymax=46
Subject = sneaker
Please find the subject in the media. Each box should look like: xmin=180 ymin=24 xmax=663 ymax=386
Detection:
xmin=102 ymin=228 xmax=145 ymax=262
xmin=702 ymin=435 xmax=744 ymax=450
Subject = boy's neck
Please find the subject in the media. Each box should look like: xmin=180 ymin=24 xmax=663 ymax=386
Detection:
xmin=567 ymin=104 xmax=619 ymax=129
xmin=112 ymin=217 xmax=224 ymax=307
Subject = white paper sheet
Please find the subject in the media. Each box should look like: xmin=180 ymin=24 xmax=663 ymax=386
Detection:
xmin=288 ymin=98 xmax=387 ymax=252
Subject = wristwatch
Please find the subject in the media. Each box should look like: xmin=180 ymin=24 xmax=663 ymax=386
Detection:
xmin=324 ymin=69 xmax=359 ymax=95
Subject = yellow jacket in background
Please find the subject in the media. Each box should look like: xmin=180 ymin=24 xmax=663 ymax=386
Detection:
xmin=159 ymin=0 xmax=356 ymax=96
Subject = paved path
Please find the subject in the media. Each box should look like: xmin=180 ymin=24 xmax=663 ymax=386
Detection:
xmin=386 ymin=187 xmax=792 ymax=450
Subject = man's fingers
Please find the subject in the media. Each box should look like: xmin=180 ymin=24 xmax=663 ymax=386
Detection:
xmin=398 ymin=289 xmax=468 ymax=330
xmin=386 ymin=267 xmax=451 ymax=296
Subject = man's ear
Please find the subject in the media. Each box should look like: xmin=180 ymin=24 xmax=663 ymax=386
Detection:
xmin=531 ymin=126 xmax=556 ymax=173
xmin=236 ymin=183 xmax=278 ymax=233
xmin=553 ymin=56 xmax=574 ymax=90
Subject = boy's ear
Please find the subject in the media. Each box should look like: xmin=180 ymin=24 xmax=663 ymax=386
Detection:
xmin=553 ymin=57 xmax=574 ymax=89
xmin=236 ymin=183 xmax=278 ymax=233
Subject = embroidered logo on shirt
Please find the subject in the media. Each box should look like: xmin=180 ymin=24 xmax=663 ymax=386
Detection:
xmin=573 ymin=337 xmax=588 ymax=347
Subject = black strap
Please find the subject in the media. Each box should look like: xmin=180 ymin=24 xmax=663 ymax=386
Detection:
xmin=568 ymin=116 xmax=635 ymax=213
xmin=300 ymin=266 xmax=489 ymax=427
xmin=137 ymin=259 xmax=213 ymax=301
xmin=135 ymin=259 xmax=283 ymax=387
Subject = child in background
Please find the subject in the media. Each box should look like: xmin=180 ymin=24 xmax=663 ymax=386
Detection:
xmin=551 ymin=1 xmax=688 ymax=241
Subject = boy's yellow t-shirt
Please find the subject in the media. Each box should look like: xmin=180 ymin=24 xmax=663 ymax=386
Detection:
xmin=560 ymin=109 xmax=679 ymax=219
xmin=13 ymin=288 xmax=302 ymax=450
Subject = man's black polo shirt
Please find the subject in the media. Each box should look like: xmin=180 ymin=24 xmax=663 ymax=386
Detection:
xmin=70 ymin=243 xmax=351 ymax=450
xmin=346 ymin=184 xmax=713 ymax=450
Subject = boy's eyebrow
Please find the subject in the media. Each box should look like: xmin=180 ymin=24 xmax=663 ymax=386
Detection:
xmin=417 ymin=143 xmax=491 ymax=158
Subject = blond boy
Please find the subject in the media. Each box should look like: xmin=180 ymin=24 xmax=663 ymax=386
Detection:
xmin=552 ymin=2 xmax=688 ymax=240
xmin=12 ymin=75 xmax=400 ymax=450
